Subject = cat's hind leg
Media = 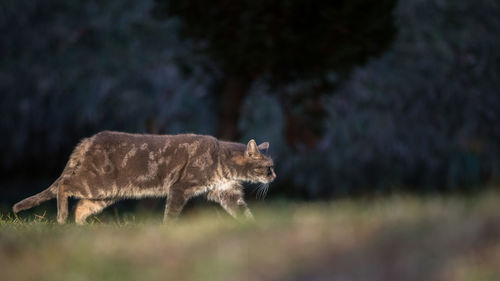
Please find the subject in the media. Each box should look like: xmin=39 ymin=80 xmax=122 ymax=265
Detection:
xmin=75 ymin=199 xmax=116 ymax=225
xmin=57 ymin=185 xmax=69 ymax=224
xmin=56 ymin=177 xmax=92 ymax=224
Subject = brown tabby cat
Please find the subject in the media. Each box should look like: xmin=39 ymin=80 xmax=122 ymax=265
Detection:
xmin=13 ymin=131 xmax=275 ymax=224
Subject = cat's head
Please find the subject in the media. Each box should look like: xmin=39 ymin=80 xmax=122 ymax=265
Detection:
xmin=242 ymin=139 xmax=276 ymax=184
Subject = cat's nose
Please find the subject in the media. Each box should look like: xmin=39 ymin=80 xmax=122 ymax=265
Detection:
xmin=270 ymin=168 xmax=276 ymax=180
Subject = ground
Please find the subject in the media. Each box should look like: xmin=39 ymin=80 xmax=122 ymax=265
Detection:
xmin=1 ymin=191 xmax=500 ymax=281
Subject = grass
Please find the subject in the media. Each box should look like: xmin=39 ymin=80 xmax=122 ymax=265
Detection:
xmin=1 ymin=192 xmax=500 ymax=281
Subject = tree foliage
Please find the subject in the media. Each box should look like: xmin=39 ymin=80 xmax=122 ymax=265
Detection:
xmin=153 ymin=0 xmax=397 ymax=142
xmin=0 ymin=0 xmax=499 ymax=202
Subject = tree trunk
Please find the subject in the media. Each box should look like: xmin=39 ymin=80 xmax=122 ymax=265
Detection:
xmin=279 ymin=89 xmax=324 ymax=150
xmin=217 ymin=75 xmax=249 ymax=141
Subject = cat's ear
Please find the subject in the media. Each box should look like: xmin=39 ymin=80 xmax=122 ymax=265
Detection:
xmin=258 ymin=142 xmax=269 ymax=155
xmin=246 ymin=139 xmax=260 ymax=158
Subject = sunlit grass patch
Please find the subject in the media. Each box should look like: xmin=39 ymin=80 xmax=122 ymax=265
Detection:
xmin=1 ymin=192 xmax=500 ymax=281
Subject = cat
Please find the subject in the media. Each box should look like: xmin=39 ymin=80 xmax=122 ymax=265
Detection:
xmin=13 ymin=131 xmax=276 ymax=224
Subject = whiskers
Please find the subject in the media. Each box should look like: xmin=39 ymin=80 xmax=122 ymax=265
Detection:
xmin=255 ymin=182 xmax=270 ymax=200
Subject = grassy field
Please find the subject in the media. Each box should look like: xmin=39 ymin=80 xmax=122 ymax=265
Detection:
xmin=1 ymin=192 xmax=500 ymax=281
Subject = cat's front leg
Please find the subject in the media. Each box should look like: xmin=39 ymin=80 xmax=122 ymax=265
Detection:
xmin=237 ymin=198 xmax=254 ymax=221
xmin=206 ymin=187 xmax=254 ymax=221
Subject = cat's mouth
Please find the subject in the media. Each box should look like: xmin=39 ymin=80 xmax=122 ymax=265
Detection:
xmin=260 ymin=176 xmax=276 ymax=184
xmin=248 ymin=177 xmax=274 ymax=185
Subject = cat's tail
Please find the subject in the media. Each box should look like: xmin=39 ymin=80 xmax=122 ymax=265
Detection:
xmin=12 ymin=181 xmax=59 ymax=214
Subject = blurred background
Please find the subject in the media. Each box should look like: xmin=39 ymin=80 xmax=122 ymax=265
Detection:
xmin=1 ymin=0 xmax=500 ymax=210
